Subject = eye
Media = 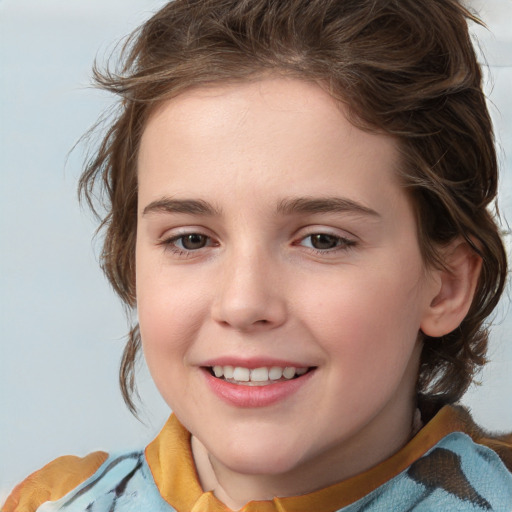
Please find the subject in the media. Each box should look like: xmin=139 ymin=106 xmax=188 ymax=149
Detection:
xmin=299 ymin=233 xmax=356 ymax=251
xmin=308 ymin=234 xmax=341 ymax=250
xmin=176 ymin=233 xmax=209 ymax=250
xmin=159 ymin=232 xmax=214 ymax=255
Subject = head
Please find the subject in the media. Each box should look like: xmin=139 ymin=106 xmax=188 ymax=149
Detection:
xmin=80 ymin=0 xmax=507 ymax=418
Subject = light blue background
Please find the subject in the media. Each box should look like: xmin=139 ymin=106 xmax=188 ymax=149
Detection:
xmin=1 ymin=0 xmax=511 ymax=499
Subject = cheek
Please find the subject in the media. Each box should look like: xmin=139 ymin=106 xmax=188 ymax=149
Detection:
xmin=302 ymin=269 xmax=424 ymax=368
xmin=136 ymin=260 xmax=219 ymax=382
xmin=305 ymin=282 xmax=423 ymax=424
xmin=136 ymin=278 xmax=204 ymax=410
xmin=139 ymin=288 xmax=198 ymax=353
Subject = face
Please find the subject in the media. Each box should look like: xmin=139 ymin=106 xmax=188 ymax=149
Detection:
xmin=136 ymin=78 xmax=438 ymax=486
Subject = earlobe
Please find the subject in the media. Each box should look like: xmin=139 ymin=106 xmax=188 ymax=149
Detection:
xmin=420 ymin=240 xmax=482 ymax=338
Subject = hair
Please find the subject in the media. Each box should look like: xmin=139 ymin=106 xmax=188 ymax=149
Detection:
xmin=79 ymin=0 xmax=507 ymax=415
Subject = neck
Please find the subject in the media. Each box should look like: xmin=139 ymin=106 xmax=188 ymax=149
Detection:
xmin=191 ymin=400 xmax=419 ymax=511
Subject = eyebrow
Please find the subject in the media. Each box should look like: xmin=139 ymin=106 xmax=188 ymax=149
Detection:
xmin=141 ymin=195 xmax=380 ymax=219
xmin=142 ymin=198 xmax=221 ymax=216
xmin=276 ymin=196 xmax=381 ymax=218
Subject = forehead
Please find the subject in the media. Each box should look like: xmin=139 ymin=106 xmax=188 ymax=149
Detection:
xmin=137 ymin=77 xmax=404 ymax=215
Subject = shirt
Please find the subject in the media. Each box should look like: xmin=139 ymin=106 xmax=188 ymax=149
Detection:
xmin=4 ymin=405 xmax=512 ymax=511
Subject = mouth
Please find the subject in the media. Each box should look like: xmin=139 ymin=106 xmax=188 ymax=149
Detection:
xmin=204 ymin=365 xmax=316 ymax=386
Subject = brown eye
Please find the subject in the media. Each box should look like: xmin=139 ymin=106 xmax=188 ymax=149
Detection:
xmin=180 ymin=234 xmax=209 ymax=250
xmin=309 ymin=234 xmax=341 ymax=250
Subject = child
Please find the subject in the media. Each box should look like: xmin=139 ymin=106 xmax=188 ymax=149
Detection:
xmin=4 ymin=0 xmax=512 ymax=510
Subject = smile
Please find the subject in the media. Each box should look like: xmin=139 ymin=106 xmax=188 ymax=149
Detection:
xmin=202 ymin=364 xmax=316 ymax=407
xmin=208 ymin=365 xmax=311 ymax=386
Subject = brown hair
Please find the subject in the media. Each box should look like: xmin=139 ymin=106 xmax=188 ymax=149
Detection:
xmin=79 ymin=0 xmax=507 ymax=415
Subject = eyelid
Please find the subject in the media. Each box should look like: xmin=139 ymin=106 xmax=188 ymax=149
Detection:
xmin=293 ymin=226 xmax=359 ymax=254
xmin=294 ymin=225 xmax=358 ymax=242
xmin=299 ymin=235 xmax=356 ymax=250
xmin=156 ymin=227 xmax=219 ymax=256
xmin=157 ymin=225 xmax=214 ymax=241
xmin=155 ymin=225 xmax=358 ymax=257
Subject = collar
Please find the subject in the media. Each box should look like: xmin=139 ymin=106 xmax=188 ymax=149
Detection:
xmin=144 ymin=406 xmax=472 ymax=512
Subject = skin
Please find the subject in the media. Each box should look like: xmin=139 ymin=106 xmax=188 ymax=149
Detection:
xmin=136 ymin=77 xmax=448 ymax=510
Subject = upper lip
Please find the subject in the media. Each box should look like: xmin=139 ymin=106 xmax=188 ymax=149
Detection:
xmin=200 ymin=357 xmax=314 ymax=369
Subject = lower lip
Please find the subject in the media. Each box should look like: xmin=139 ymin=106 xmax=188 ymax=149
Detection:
xmin=202 ymin=368 xmax=315 ymax=408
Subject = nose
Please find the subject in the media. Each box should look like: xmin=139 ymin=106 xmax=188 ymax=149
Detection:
xmin=211 ymin=248 xmax=287 ymax=331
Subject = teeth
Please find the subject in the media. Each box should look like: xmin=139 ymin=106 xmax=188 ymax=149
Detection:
xmin=269 ymin=366 xmax=283 ymax=380
xmin=282 ymin=367 xmax=296 ymax=379
xmin=251 ymin=367 xmax=269 ymax=382
xmin=210 ymin=365 xmax=310 ymax=384
xmin=232 ymin=367 xmax=250 ymax=382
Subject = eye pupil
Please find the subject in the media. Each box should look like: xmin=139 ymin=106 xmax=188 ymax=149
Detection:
xmin=311 ymin=234 xmax=339 ymax=250
xmin=182 ymin=234 xmax=207 ymax=250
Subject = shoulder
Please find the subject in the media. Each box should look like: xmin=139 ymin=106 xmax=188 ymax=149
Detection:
xmin=2 ymin=451 xmax=108 ymax=512
xmin=399 ymin=431 xmax=512 ymax=510
xmin=418 ymin=430 xmax=512 ymax=485
xmin=453 ymin=405 xmax=512 ymax=472
xmin=400 ymin=404 xmax=512 ymax=509
xmin=1 ymin=450 xmax=167 ymax=512
xmin=419 ymin=401 xmax=512 ymax=471
xmin=479 ymin=431 xmax=512 ymax=472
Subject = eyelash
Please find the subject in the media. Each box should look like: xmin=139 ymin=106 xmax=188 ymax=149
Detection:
xmin=297 ymin=233 xmax=357 ymax=254
xmin=158 ymin=231 xmax=357 ymax=257
xmin=158 ymin=233 xmax=215 ymax=257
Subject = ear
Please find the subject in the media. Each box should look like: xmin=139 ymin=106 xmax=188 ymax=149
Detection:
xmin=420 ymin=240 xmax=482 ymax=338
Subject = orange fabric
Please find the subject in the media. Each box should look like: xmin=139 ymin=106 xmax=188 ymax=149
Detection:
xmin=145 ymin=406 xmax=501 ymax=512
xmin=2 ymin=451 xmax=108 ymax=512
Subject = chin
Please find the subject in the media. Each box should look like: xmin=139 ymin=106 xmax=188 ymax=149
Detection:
xmin=213 ymin=438 xmax=306 ymax=476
